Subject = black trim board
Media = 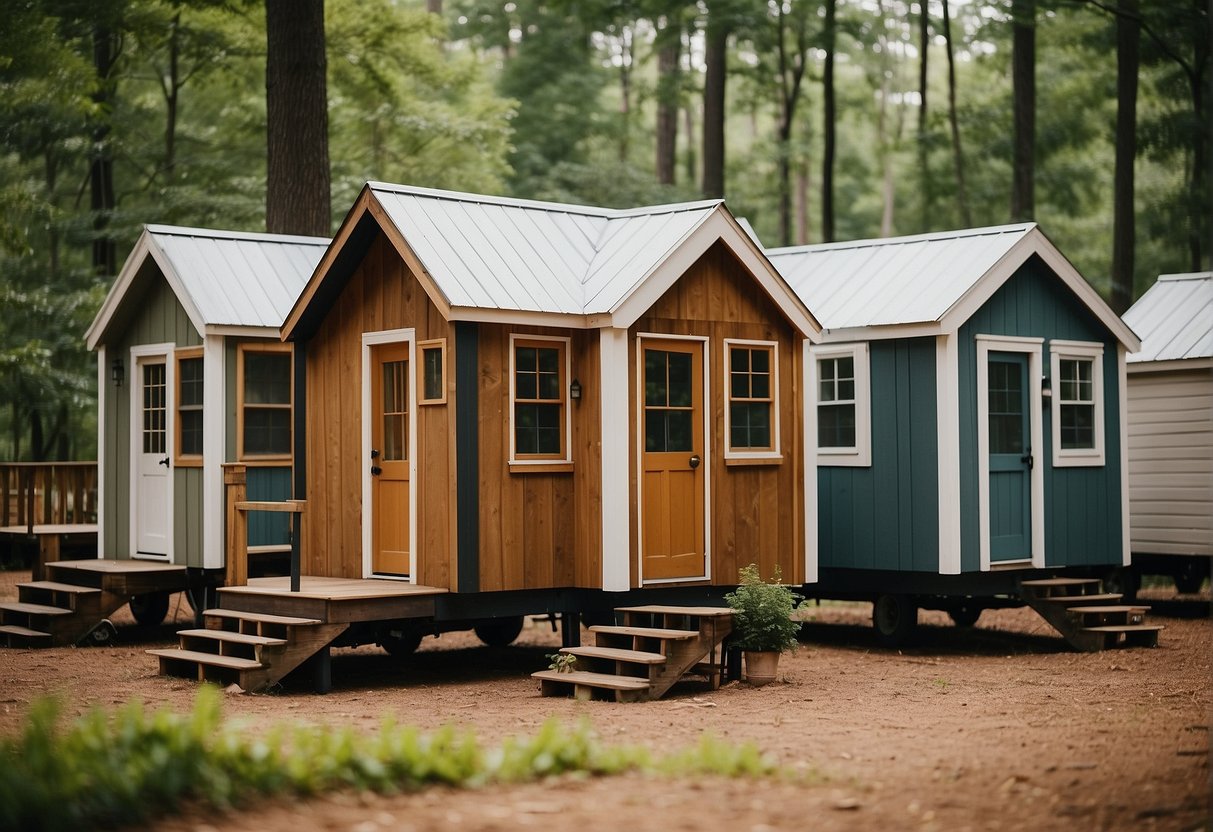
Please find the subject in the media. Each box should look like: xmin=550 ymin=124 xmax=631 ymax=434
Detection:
xmin=455 ymin=322 xmax=480 ymax=593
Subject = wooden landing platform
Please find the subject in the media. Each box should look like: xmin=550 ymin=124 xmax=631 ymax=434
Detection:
xmin=0 ymin=524 xmax=98 ymax=580
xmin=47 ymin=558 xmax=189 ymax=595
xmin=217 ymin=576 xmax=447 ymax=624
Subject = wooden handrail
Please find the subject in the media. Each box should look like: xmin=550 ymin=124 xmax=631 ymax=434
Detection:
xmin=0 ymin=462 xmax=97 ymax=533
xmin=223 ymin=464 xmax=304 ymax=589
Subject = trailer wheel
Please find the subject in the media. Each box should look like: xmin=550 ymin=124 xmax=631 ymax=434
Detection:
xmin=1173 ymin=561 xmax=1207 ymax=595
xmin=378 ymin=626 xmax=423 ymax=657
xmin=947 ymin=605 xmax=983 ymax=628
xmin=474 ymin=616 xmax=525 ymax=647
xmin=872 ymin=594 xmax=918 ymax=647
xmin=129 ymin=592 xmax=170 ymax=627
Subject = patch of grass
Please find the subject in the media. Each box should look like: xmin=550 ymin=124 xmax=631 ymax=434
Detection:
xmin=0 ymin=688 xmax=785 ymax=831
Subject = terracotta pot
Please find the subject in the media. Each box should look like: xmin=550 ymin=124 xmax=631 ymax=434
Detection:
xmin=743 ymin=650 xmax=781 ymax=686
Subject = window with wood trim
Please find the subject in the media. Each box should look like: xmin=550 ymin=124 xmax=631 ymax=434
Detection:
xmin=418 ymin=339 xmax=446 ymax=405
xmin=725 ymin=340 xmax=778 ymax=455
xmin=238 ymin=343 xmax=292 ymax=460
xmin=811 ymin=342 xmax=871 ymax=467
xmin=510 ymin=336 xmax=568 ymax=461
xmin=175 ymin=348 xmax=203 ymax=464
xmin=1050 ymin=340 xmax=1104 ymax=467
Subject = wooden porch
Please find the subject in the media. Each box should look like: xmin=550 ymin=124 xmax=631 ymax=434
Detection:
xmin=218 ymin=576 xmax=448 ymax=623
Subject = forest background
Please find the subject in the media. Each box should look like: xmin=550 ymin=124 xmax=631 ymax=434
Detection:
xmin=1 ymin=0 xmax=1209 ymax=462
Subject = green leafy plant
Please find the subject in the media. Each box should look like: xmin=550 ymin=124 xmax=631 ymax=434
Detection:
xmin=725 ymin=563 xmax=805 ymax=653
xmin=546 ymin=652 xmax=577 ymax=673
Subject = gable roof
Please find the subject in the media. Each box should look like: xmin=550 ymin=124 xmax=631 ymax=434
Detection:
xmin=766 ymin=223 xmax=1140 ymax=350
xmin=1123 ymin=272 xmax=1213 ymax=363
xmin=86 ymin=225 xmax=330 ymax=350
xmin=283 ymin=183 xmax=820 ymax=339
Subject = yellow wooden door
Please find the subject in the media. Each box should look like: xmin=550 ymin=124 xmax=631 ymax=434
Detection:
xmin=371 ymin=342 xmax=410 ymax=576
xmin=641 ymin=339 xmax=706 ymax=580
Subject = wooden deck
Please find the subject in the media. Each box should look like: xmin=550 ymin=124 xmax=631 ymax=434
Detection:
xmin=0 ymin=525 xmax=99 ymax=580
xmin=46 ymin=557 xmax=189 ymax=595
xmin=217 ymin=576 xmax=447 ymax=624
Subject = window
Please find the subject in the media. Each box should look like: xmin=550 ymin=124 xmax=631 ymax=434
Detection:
xmin=724 ymin=340 xmax=779 ymax=458
xmin=238 ymin=343 xmax=292 ymax=460
xmin=418 ymin=339 xmax=446 ymax=405
xmin=810 ymin=343 xmax=871 ymax=467
xmin=1050 ymin=340 xmax=1104 ymax=466
xmin=175 ymin=348 xmax=203 ymax=464
xmin=510 ymin=335 xmax=570 ymax=465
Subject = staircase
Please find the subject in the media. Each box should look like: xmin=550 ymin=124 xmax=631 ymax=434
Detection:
xmin=532 ymin=605 xmax=733 ymax=702
xmin=148 ymin=609 xmax=348 ymax=691
xmin=0 ymin=559 xmax=183 ymax=647
xmin=1020 ymin=577 xmax=1163 ymax=652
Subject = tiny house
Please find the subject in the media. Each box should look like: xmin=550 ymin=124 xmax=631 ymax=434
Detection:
xmin=1122 ymin=272 xmax=1212 ymax=594
xmin=85 ymin=225 xmax=329 ymax=576
xmin=768 ymin=224 xmax=1143 ymax=642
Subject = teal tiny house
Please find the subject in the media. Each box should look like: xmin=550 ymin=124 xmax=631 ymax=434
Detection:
xmin=769 ymin=224 xmax=1146 ymax=643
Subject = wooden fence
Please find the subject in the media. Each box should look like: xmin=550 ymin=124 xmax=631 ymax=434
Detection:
xmin=0 ymin=462 xmax=98 ymax=533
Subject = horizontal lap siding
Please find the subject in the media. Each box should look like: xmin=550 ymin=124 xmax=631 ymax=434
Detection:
xmin=304 ymin=232 xmax=454 ymax=585
xmin=1127 ymin=368 xmax=1213 ymax=555
xmin=958 ymin=257 xmax=1123 ymax=571
xmin=630 ymin=242 xmax=804 ymax=586
xmin=818 ymin=337 xmax=938 ymax=572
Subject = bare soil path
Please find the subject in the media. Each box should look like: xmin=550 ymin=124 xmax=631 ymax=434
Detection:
xmin=0 ymin=570 xmax=1208 ymax=831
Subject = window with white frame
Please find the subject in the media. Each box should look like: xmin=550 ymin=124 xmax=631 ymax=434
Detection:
xmin=1049 ymin=340 xmax=1104 ymax=466
xmin=811 ymin=342 xmax=871 ymax=466
xmin=725 ymin=340 xmax=779 ymax=457
xmin=510 ymin=335 xmax=570 ymax=463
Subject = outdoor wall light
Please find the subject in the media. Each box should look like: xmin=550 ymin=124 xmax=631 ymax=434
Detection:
xmin=111 ymin=357 xmax=124 ymax=387
xmin=570 ymin=378 xmax=582 ymax=400
xmin=1041 ymin=374 xmax=1051 ymax=403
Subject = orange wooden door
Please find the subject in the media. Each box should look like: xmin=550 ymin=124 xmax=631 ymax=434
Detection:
xmin=641 ymin=339 xmax=706 ymax=580
xmin=371 ymin=342 xmax=410 ymax=576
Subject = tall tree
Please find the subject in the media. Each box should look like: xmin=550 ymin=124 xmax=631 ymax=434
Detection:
xmin=90 ymin=22 xmax=121 ymax=276
xmin=655 ymin=18 xmax=680 ymax=186
xmin=702 ymin=5 xmax=729 ymax=197
xmin=917 ymin=1 xmax=931 ymax=231
xmin=942 ymin=0 xmax=970 ymax=225
xmin=265 ymin=0 xmax=331 ymax=236
xmin=822 ymin=0 xmax=838 ymax=241
xmin=1010 ymin=0 xmax=1035 ymax=221
xmin=1109 ymin=0 xmax=1138 ymax=313
xmin=761 ymin=0 xmax=813 ymax=245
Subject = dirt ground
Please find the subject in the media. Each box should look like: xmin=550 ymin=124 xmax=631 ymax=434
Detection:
xmin=0 ymin=569 xmax=1209 ymax=832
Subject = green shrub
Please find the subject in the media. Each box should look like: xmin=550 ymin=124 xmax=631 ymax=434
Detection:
xmin=725 ymin=563 xmax=805 ymax=652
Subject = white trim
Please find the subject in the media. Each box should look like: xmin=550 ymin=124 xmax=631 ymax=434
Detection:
xmin=808 ymin=342 xmax=871 ymax=467
xmin=599 ymin=328 xmax=631 ymax=591
xmin=818 ymin=321 xmax=943 ymax=344
xmin=96 ymin=346 xmax=106 ymax=560
xmin=361 ymin=329 xmax=417 ymax=582
xmin=722 ymin=338 xmax=782 ymax=461
xmin=128 ymin=343 xmax=176 ymax=562
xmin=201 ymin=335 xmax=225 ymax=569
xmin=802 ymin=340 xmax=818 ymax=584
xmin=204 ymin=325 xmax=279 ymax=339
xmin=975 ymin=335 xmax=1045 ymax=572
xmin=1117 ymin=345 xmax=1131 ymax=567
xmin=1049 ymin=339 xmax=1106 ymax=467
xmin=1127 ymin=357 xmax=1213 ymax=373
xmin=507 ymin=333 xmax=574 ymax=466
xmin=635 ymin=333 xmax=712 ymax=586
xmin=936 ymin=333 xmax=962 ymax=574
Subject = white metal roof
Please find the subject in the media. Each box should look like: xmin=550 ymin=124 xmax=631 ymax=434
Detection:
xmin=87 ymin=225 xmax=330 ymax=349
xmin=1123 ymin=272 xmax=1213 ymax=363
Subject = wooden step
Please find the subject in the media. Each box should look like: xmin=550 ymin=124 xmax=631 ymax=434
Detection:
xmin=1037 ymin=593 xmax=1122 ymax=604
xmin=1082 ymin=624 xmax=1165 ymax=634
xmin=203 ymin=609 xmax=320 ymax=626
xmin=615 ymin=605 xmax=733 ymax=617
xmin=562 ymin=645 xmax=667 ymax=665
xmin=1021 ymin=578 xmax=1102 ymax=588
xmin=0 ymin=624 xmax=53 ymax=645
xmin=177 ymin=629 xmax=287 ymax=647
xmin=1065 ymin=605 xmax=1150 ymax=614
xmin=147 ymin=647 xmax=265 ymax=671
xmin=533 ymin=669 xmax=652 ymax=702
xmin=0 ymin=601 xmax=72 ymax=617
xmin=18 ymin=581 xmax=102 ymax=596
xmin=589 ymin=625 xmax=700 ymax=640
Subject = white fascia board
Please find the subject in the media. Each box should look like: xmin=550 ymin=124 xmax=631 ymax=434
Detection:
xmin=447 ymin=305 xmax=591 ymax=329
xmin=1126 ymin=357 xmax=1213 ymax=374
xmin=205 ymin=325 xmax=280 ymax=339
xmin=818 ymin=321 xmax=943 ymax=343
xmin=202 ymin=335 xmax=225 ymax=569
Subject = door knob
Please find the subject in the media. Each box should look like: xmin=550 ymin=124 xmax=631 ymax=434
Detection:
xmin=689 ymin=454 xmax=701 ymax=469
xmin=370 ymin=465 xmax=383 ymax=476
xmin=158 ymin=457 xmax=170 ymax=468
xmin=371 ymin=448 xmax=380 ymax=459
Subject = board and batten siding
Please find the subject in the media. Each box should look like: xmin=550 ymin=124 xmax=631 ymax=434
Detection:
xmin=818 ymin=337 xmax=939 ymax=572
xmin=101 ymin=269 xmax=203 ymax=564
xmin=302 ymin=231 xmax=456 ymax=586
xmin=957 ymin=256 xmax=1124 ymax=572
xmin=1127 ymin=366 xmax=1213 ymax=555
xmin=629 ymin=241 xmax=805 ymax=587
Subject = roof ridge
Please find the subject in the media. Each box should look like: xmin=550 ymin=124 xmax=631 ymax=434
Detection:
xmin=766 ymin=222 xmax=1037 ymax=256
xmin=145 ymin=224 xmax=330 ymax=245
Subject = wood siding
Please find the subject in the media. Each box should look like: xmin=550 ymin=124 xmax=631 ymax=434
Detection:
xmin=818 ymin=337 xmax=939 ymax=572
xmin=302 ymin=232 xmax=456 ymax=586
xmin=630 ymin=242 xmax=804 ymax=587
xmin=958 ymin=256 xmax=1124 ymax=571
xmin=1127 ymin=367 xmax=1213 ymax=555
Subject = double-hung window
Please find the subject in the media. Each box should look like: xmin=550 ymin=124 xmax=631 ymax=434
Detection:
xmin=510 ymin=335 xmax=570 ymax=466
xmin=724 ymin=340 xmax=779 ymax=459
xmin=1050 ymin=340 xmax=1104 ymax=466
xmin=238 ymin=343 xmax=293 ymax=461
xmin=811 ymin=342 xmax=871 ymax=466
xmin=175 ymin=347 xmax=203 ymax=465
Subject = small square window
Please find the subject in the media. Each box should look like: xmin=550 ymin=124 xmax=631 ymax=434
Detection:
xmin=175 ymin=349 xmax=203 ymax=463
xmin=811 ymin=343 xmax=870 ymax=467
xmin=724 ymin=341 xmax=778 ymax=456
xmin=238 ymin=344 xmax=293 ymax=460
xmin=418 ymin=339 xmax=447 ymax=405
xmin=510 ymin=336 xmax=569 ymax=464
xmin=1050 ymin=342 xmax=1104 ymax=466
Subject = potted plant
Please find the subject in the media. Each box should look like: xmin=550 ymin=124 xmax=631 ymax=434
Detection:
xmin=725 ymin=564 xmax=804 ymax=686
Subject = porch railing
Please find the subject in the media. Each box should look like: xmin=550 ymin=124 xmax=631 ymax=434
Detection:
xmin=223 ymin=464 xmax=304 ymax=590
xmin=0 ymin=462 xmax=98 ymax=533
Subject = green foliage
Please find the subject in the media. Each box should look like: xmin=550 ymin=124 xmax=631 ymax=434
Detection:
xmin=0 ymin=687 xmax=782 ymax=831
xmin=546 ymin=651 xmax=577 ymax=672
xmin=725 ymin=563 xmax=805 ymax=653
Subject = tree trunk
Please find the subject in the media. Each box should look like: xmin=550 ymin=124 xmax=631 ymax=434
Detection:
xmin=1187 ymin=68 xmax=1207 ymax=270
xmin=90 ymin=26 xmax=119 ymax=277
xmin=822 ymin=0 xmax=837 ymax=242
xmin=266 ymin=0 xmax=331 ymax=237
xmin=165 ymin=10 xmax=180 ymax=180
xmin=683 ymin=102 xmax=696 ymax=185
xmin=702 ymin=15 xmax=728 ymax=198
xmin=796 ymin=162 xmax=811 ymax=244
xmin=1110 ymin=0 xmax=1139 ymax=313
xmin=426 ymin=0 xmax=442 ymax=13
xmin=942 ymin=0 xmax=971 ymax=226
xmin=656 ymin=35 xmax=680 ymax=185
xmin=1010 ymin=0 xmax=1035 ymax=221
xmin=917 ymin=2 xmax=931 ymax=231
xmin=618 ymin=25 xmax=633 ymax=164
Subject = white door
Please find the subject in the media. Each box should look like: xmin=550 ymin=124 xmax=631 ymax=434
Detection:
xmin=135 ymin=356 xmax=171 ymax=556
